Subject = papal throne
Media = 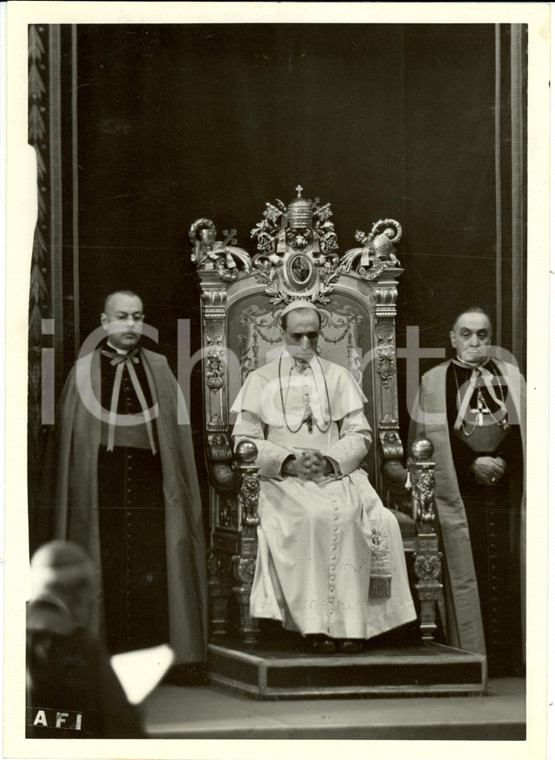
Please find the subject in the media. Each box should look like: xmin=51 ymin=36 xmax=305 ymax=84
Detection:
xmin=190 ymin=188 xmax=485 ymax=697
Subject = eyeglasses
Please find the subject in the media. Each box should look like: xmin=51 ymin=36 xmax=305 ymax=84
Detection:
xmin=106 ymin=312 xmax=145 ymax=322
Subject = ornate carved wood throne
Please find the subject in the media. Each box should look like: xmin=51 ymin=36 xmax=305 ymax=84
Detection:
xmin=190 ymin=188 xmax=485 ymax=698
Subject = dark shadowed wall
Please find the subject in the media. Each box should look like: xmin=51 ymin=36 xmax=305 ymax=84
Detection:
xmin=72 ymin=23 xmax=523 ymax=444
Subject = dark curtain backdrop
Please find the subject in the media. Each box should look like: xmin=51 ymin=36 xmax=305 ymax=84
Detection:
xmin=68 ymin=23 xmax=510 ymax=455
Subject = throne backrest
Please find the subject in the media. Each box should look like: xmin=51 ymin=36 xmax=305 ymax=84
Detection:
xmin=192 ymin=189 xmax=405 ymax=506
xmin=226 ymin=295 xmax=378 ymax=483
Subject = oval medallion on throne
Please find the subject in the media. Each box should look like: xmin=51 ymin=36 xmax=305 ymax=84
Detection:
xmin=285 ymin=252 xmax=316 ymax=291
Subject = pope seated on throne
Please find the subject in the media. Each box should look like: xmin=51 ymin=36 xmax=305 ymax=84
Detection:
xmin=230 ymin=299 xmax=416 ymax=655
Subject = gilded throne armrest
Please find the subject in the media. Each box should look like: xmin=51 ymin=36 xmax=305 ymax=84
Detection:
xmin=407 ymin=438 xmax=443 ymax=644
xmin=380 ymin=437 xmax=442 ymax=644
xmin=207 ymin=441 xmax=261 ymax=648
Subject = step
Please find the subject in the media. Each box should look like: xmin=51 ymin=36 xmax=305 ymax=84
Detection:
xmin=207 ymin=640 xmax=486 ymax=699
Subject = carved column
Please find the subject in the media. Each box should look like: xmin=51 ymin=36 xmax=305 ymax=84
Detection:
xmin=232 ymin=442 xmax=261 ymax=647
xmin=409 ymin=438 xmax=442 ymax=644
xmin=373 ymin=271 xmax=409 ymax=512
xmin=336 ymin=220 xmax=408 ymax=513
xmin=198 ymin=275 xmax=236 ymax=638
xmin=191 ymin=221 xmax=259 ymax=643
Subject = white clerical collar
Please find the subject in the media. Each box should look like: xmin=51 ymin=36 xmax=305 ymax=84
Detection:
xmin=107 ymin=341 xmax=136 ymax=356
xmin=282 ymin=347 xmax=318 ymax=369
xmin=453 ymin=355 xmax=489 ymax=371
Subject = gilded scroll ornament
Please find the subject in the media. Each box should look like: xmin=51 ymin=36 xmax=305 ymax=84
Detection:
xmin=206 ymin=347 xmax=225 ymax=389
xmin=373 ymin=286 xmax=399 ymax=311
xmin=414 ymin=554 xmax=441 ymax=580
xmin=194 ymin=191 xmax=402 ymax=309
xmin=190 ymin=218 xmax=252 ymax=280
xmin=417 ymin=589 xmax=443 ymax=603
xmin=249 ymin=188 xmax=341 ymax=305
xmin=201 ymin=289 xmax=227 ymax=310
xmin=375 ymin=319 xmax=395 ymax=344
xmin=232 ymin=556 xmax=256 ymax=585
xmin=380 ymin=430 xmax=404 ymax=460
xmin=377 ymin=346 xmax=396 ymax=389
xmin=219 ymin=497 xmax=238 ymax=528
xmin=339 ymin=219 xmax=402 ymax=281
xmin=208 ymin=431 xmax=232 ymax=461
xmin=250 ymin=185 xmax=339 ymax=257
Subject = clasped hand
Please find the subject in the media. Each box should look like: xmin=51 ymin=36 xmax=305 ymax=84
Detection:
xmin=284 ymin=451 xmax=332 ymax=482
xmin=470 ymin=456 xmax=507 ymax=486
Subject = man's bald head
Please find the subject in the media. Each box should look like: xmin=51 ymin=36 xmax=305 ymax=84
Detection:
xmin=451 ymin=307 xmax=492 ymax=333
xmin=104 ymin=290 xmax=141 ymax=314
xmin=101 ymin=291 xmax=144 ymax=351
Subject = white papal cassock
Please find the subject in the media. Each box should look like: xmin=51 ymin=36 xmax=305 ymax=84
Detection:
xmin=231 ymin=350 xmax=416 ymax=640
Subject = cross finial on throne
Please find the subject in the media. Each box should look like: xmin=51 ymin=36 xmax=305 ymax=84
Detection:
xmin=295 ymin=184 xmax=303 ymax=197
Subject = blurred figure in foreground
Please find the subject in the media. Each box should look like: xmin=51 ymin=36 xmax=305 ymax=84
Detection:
xmin=26 ymin=541 xmax=144 ymax=738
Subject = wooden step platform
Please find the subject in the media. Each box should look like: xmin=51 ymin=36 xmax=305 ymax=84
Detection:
xmin=207 ymin=635 xmax=486 ymax=699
